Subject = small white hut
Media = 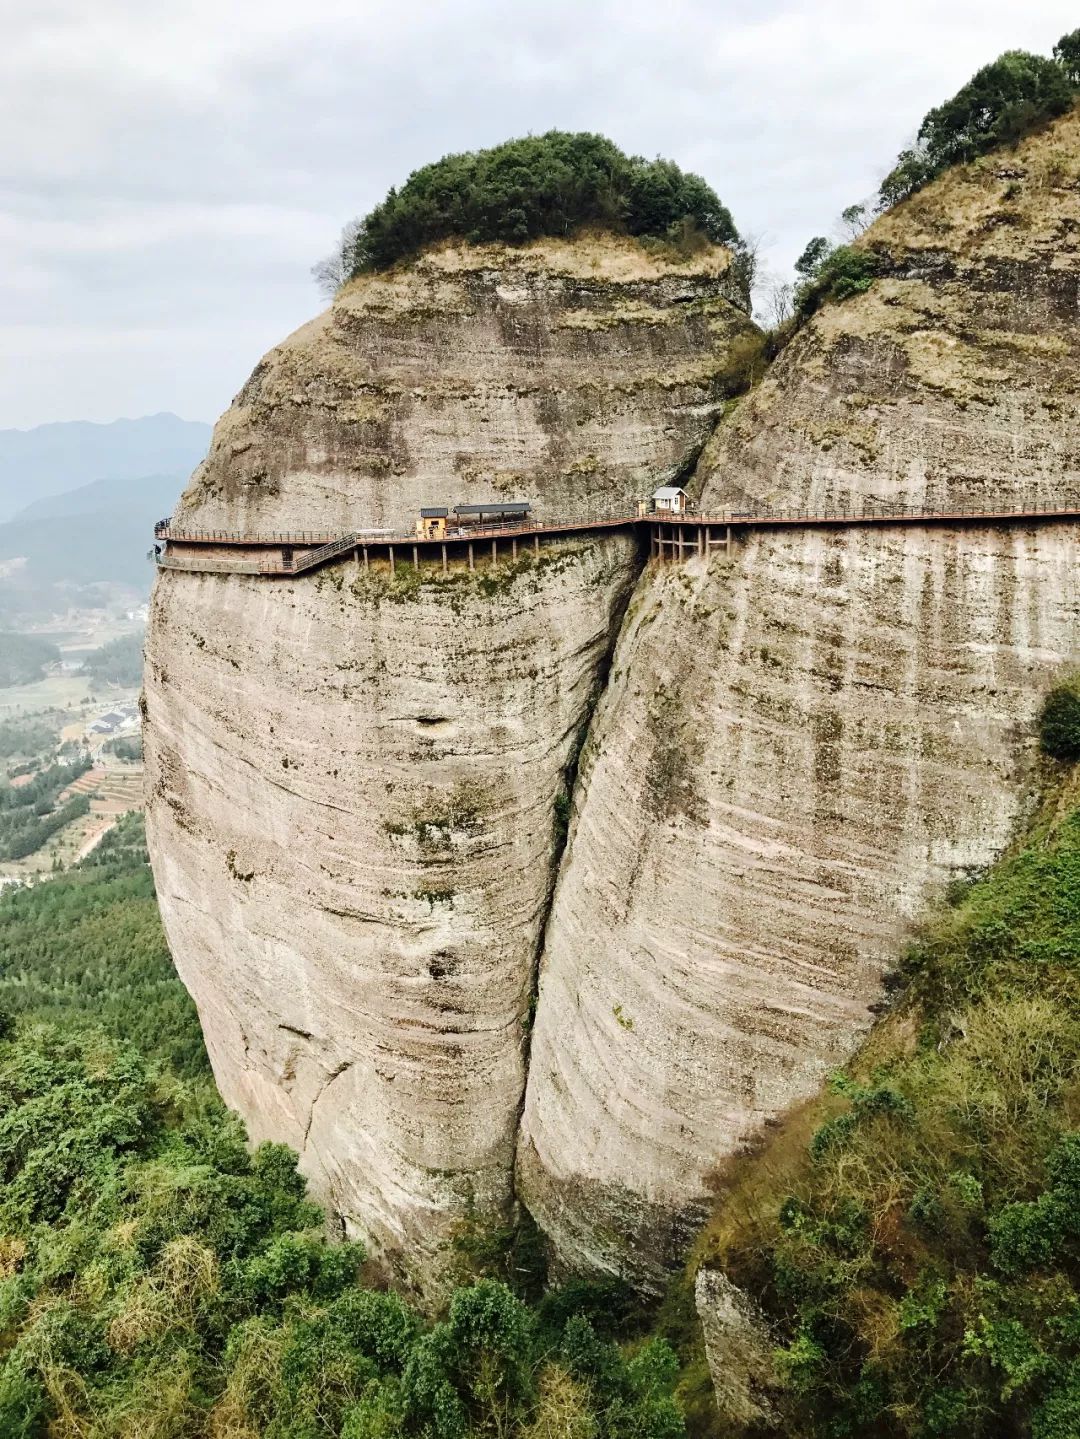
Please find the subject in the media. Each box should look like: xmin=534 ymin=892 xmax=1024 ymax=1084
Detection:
xmin=651 ymin=485 xmax=690 ymax=515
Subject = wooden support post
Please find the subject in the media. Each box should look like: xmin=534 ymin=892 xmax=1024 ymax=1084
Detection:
xmin=468 ymin=542 xmax=474 ymax=572
xmin=725 ymin=524 xmax=731 ymax=555
xmin=512 ymin=538 xmax=517 ymax=561
xmin=704 ymin=525 xmax=711 ymax=555
xmin=533 ymin=533 xmax=540 ymax=556
xmin=412 ymin=544 xmax=419 ymax=569
xmin=363 ymin=547 xmax=369 ymax=572
xmin=389 ymin=544 xmax=395 ymax=577
xmin=698 ymin=526 xmax=705 ymax=557
xmin=491 ymin=538 xmax=497 ymax=567
xmin=441 ymin=543 xmax=447 ymax=575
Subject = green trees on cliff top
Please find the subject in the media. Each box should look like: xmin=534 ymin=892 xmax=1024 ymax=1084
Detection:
xmin=878 ymin=33 xmax=1079 ymax=209
xmin=315 ymin=131 xmax=741 ymax=291
xmin=786 ymin=30 xmax=1080 ymax=320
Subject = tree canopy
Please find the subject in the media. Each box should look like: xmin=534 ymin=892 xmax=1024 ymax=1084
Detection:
xmin=316 ymin=131 xmax=741 ymax=287
xmin=879 ymin=38 xmax=1079 ymax=209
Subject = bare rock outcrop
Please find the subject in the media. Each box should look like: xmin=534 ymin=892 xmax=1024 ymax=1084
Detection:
xmin=145 ymin=233 xmax=754 ymax=1290
xmin=517 ymin=108 xmax=1080 ymax=1284
xmin=176 ymin=235 xmax=754 ymax=534
xmin=695 ymin=1267 xmax=781 ymax=1432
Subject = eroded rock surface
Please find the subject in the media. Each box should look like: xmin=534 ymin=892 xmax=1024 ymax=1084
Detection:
xmin=517 ymin=110 xmax=1080 ymax=1284
xmin=145 ymin=233 xmax=753 ymax=1289
xmin=177 ymin=235 xmax=754 ymax=534
xmin=146 ymin=539 xmax=636 ymax=1288
xmin=695 ymin=1267 xmax=780 ymax=1432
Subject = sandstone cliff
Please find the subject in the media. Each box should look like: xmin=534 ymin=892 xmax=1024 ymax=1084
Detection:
xmin=176 ymin=235 xmax=752 ymax=534
xmin=517 ymin=108 xmax=1080 ymax=1285
xmin=145 ymin=233 xmax=755 ymax=1290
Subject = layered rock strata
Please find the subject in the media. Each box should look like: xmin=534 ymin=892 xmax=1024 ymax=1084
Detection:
xmin=145 ymin=232 xmax=755 ymax=1288
xmin=176 ymin=235 xmax=755 ymax=534
xmin=146 ymin=538 xmax=637 ymax=1286
xmin=517 ymin=109 xmax=1080 ymax=1284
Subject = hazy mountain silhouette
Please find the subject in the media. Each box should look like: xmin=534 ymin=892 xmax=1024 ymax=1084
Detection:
xmin=0 ymin=413 xmax=209 ymax=522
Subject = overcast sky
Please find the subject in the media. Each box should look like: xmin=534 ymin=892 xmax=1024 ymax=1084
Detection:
xmin=2 ymin=1 xmax=1075 ymax=430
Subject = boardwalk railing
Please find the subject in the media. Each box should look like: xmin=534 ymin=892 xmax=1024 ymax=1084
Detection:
xmin=153 ymin=497 xmax=1080 ymax=578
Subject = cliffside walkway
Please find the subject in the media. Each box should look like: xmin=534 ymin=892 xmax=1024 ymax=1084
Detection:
xmin=153 ymin=500 xmax=1080 ymax=578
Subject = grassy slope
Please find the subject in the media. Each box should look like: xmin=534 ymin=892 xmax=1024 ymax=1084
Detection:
xmin=666 ymin=761 xmax=1080 ymax=1438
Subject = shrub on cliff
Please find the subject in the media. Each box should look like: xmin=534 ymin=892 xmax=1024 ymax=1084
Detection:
xmin=316 ymin=131 xmax=741 ymax=287
xmin=879 ymin=42 xmax=1078 ymax=208
xmin=792 ymin=238 xmax=880 ymax=317
xmin=1039 ymin=678 xmax=1080 ymax=761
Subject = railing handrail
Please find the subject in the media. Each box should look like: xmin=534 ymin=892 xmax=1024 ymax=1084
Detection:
xmin=156 ymin=499 xmax=1080 ymax=551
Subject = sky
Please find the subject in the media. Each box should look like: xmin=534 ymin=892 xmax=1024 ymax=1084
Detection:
xmin=1 ymin=1 xmax=1075 ymax=430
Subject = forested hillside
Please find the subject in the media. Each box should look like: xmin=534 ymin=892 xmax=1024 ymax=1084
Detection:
xmin=0 ymin=819 xmax=685 ymax=1438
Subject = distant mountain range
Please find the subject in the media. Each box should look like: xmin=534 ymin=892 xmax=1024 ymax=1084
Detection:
xmin=0 ymin=472 xmax=185 ymax=618
xmin=0 ymin=413 xmax=209 ymax=523
xmin=0 ymin=412 xmax=206 ymax=621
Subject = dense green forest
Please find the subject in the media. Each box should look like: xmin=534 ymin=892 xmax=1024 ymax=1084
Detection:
xmin=695 ymin=683 xmax=1080 ymax=1437
xmin=0 ymin=634 xmax=60 ymax=687
xmin=80 ymin=633 xmax=144 ymax=689
xmin=318 ymin=131 xmax=741 ymax=288
xmin=0 ymin=716 xmax=61 ymax=763
xmin=0 ymin=817 xmax=685 ymax=1438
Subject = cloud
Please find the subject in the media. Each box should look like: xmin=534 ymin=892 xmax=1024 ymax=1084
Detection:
xmin=1 ymin=0 xmax=1075 ymax=426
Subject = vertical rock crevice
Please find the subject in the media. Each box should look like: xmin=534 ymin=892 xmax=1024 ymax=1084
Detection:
xmin=513 ymin=533 xmax=648 ymax=1156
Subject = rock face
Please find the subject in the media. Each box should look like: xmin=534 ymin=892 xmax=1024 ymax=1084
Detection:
xmin=695 ymin=1268 xmax=780 ymax=1431
xmin=176 ymin=235 xmax=753 ymax=534
xmin=516 ymin=109 xmax=1080 ymax=1284
xmin=145 ymin=233 xmax=754 ymax=1289
xmin=149 ymin=113 xmax=1080 ymax=1300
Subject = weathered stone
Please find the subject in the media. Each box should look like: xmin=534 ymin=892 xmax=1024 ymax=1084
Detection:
xmin=517 ymin=107 xmax=1080 ymax=1284
xmin=176 ymin=234 xmax=755 ymax=535
xmin=695 ymin=1266 xmax=781 ymax=1431
xmin=145 ymin=232 xmax=753 ymax=1293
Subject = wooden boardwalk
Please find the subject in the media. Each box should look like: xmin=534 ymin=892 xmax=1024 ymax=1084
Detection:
xmin=153 ymin=501 xmax=1080 ymax=578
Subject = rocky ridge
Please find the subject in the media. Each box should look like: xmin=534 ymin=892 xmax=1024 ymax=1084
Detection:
xmin=147 ymin=109 xmax=1080 ymax=1298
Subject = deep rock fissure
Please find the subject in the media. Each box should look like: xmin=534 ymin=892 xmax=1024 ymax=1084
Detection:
xmin=510 ymin=532 xmax=649 ymax=1212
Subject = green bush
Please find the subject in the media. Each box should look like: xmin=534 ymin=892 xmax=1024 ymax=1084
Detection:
xmin=1039 ymin=680 xmax=1080 ymax=760
xmin=793 ymin=240 xmax=880 ymax=317
xmin=323 ymin=131 xmax=742 ymax=282
xmin=878 ymin=42 xmax=1079 ymax=208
